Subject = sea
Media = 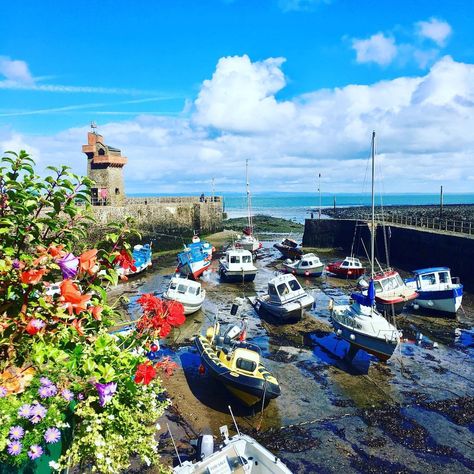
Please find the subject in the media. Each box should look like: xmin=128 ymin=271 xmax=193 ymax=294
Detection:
xmin=129 ymin=192 xmax=474 ymax=224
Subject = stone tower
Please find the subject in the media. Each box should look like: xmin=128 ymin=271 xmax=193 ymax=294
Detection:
xmin=82 ymin=129 xmax=127 ymax=206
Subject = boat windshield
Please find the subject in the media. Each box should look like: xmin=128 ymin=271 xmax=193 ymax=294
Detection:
xmin=421 ymin=273 xmax=436 ymax=286
xmin=170 ymin=281 xmax=177 ymax=290
xmin=188 ymin=286 xmax=197 ymax=295
xmin=242 ymin=255 xmax=251 ymax=263
xmin=438 ymin=271 xmax=450 ymax=284
xmin=230 ymin=255 xmax=240 ymax=264
xmin=288 ymin=279 xmax=301 ymax=291
xmin=381 ymin=275 xmax=403 ymax=291
xmin=178 ymin=284 xmax=188 ymax=294
xmin=277 ymin=283 xmax=290 ymax=296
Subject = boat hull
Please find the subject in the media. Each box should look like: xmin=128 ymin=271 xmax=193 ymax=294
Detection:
xmin=326 ymin=263 xmax=365 ymax=279
xmin=330 ymin=316 xmax=398 ymax=362
xmin=219 ymin=267 xmax=257 ymax=283
xmin=177 ymin=260 xmax=211 ymax=280
xmin=274 ymin=243 xmax=303 ymax=259
xmin=163 ymin=294 xmax=205 ymax=315
xmin=195 ymin=337 xmax=280 ymax=407
xmin=413 ymin=287 xmax=463 ymax=315
xmin=256 ymin=295 xmax=314 ymax=322
xmin=283 ymin=263 xmax=324 ymax=277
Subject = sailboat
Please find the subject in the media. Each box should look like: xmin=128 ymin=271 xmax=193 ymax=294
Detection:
xmin=329 ymin=132 xmax=401 ymax=362
xmin=235 ymin=160 xmax=262 ymax=253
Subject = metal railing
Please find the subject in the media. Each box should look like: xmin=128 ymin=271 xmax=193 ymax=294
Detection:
xmin=359 ymin=213 xmax=474 ymax=236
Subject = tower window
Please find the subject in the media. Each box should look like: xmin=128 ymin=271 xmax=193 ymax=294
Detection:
xmin=98 ymin=149 xmax=105 ymax=156
xmin=115 ymin=188 xmax=120 ymax=195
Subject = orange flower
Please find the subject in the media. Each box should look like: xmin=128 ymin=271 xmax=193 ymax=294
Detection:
xmin=48 ymin=244 xmax=66 ymax=259
xmin=79 ymin=249 xmax=98 ymax=275
xmin=91 ymin=305 xmax=103 ymax=321
xmin=72 ymin=318 xmax=85 ymax=336
xmin=60 ymin=279 xmax=91 ymax=315
xmin=20 ymin=268 xmax=47 ymax=285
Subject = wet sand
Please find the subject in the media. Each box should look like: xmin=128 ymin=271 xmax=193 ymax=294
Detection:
xmin=115 ymin=234 xmax=474 ymax=473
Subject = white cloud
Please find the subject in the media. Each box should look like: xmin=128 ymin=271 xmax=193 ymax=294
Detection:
xmin=2 ymin=55 xmax=474 ymax=194
xmin=0 ymin=56 xmax=35 ymax=85
xmin=352 ymin=33 xmax=398 ymax=66
xmin=417 ymin=18 xmax=452 ymax=46
xmin=193 ymin=55 xmax=295 ymax=133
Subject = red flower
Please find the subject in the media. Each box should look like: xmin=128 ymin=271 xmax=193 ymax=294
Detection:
xmin=25 ymin=319 xmax=46 ymax=335
xmin=113 ymin=249 xmax=137 ymax=272
xmin=60 ymin=279 xmax=91 ymax=315
xmin=134 ymin=362 xmax=157 ymax=385
xmin=20 ymin=268 xmax=47 ymax=285
xmin=137 ymin=293 xmax=164 ymax=314
xmin=164 ymin=300 xmax=185 ymax=326
xmin=79 ymin=249 xmax=98 ymax=275
xmin=156 ymin=356 xmax=178 ymax=377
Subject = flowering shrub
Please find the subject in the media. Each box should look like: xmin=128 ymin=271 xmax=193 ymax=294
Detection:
xmin=0 ymin=151 xmax=184 ymax=472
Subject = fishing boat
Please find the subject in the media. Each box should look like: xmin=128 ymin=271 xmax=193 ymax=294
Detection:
xmin=117 ymin=243 xmax=152 ymax=277
xmin=176 ymin=236 xmax=214 ymax=280
xmin=329 ymin=132 xmax=401 ymax=362
xmin=194 ymin=321 xmax=280 ymax=407
xmin=219 ymin=248 xmax=258 ymax=283
xmin=250 ymin=274 xmax=314 ymax=322
xmin=404 ymin=267 xmax=463 ymax=315
xmin=273 ymin=238 xmax=303 ymax=259
xmin=172 ymin=420 xmax=292 ymax=474
xmin=282 ymin=253 xmax=324 ymax=277
xmin=358 ymin=269 xmax=418 ymax=314
xmin=326 ymin=256 xmax=365 ymax=279
xmin=235 ymin=159 xmax=262 ymax=253
xmin=163 ymin=276 xmax=206 ymax=315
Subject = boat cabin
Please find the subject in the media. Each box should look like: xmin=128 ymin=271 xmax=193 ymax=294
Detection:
xmin=369 ymin=271 xmax=405 ymax=293
xmin=168 ymin=277 xmax=202 ymax=297
xmin=267 ymin=274 xmax=305 ymax=304
xmin=410 ymin=267 xmax=455 ymax=290
xmin=219 ymin=347 xmax=260 ymax=375
xmin=341 ymin=257 xmax=363 ymax=269
xmin=296 ymin=253 xmax=321 ymax=267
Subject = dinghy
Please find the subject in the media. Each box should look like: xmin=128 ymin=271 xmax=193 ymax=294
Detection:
xmin=163 ymin=276 xmax=206 ymax=315
xmin=283 ymin=253 xmax=324 ymax=277
xmin=194 ymin=321 xmax=280 ymax=407
xmin=273 ymin=238 xmax=303 ymax=259
xmin=251 ymin=274 xmax=314 ymax=322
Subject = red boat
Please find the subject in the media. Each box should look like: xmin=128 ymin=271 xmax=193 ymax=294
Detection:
xmin=325 ymin=257 xmax=365 ymax=279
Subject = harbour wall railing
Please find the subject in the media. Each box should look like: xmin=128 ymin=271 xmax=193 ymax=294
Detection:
xmin=303 ymin=218 xmax=474 ymax=291
xmin=355 ymin=214 xmax=474 ymax=236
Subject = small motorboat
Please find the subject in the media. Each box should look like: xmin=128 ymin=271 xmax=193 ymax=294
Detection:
xmin=177 ymin=236 xmax=214 ymax=280
xmin=117 ymin=243 xmax=152 ymax=277
xmin=194 ymin=321 xmax=280 ymax=407
xmin=326 ymin=256 xmax=365 ymax=279
xmin=273 ymin=238 xmax=303 ymax=259
xmin=358 ymin=269 xmax=418 ymax=314
xmin=163 ymin=276 xmax=206 ymax=315
xmin=404 ymin=267 xmax=463 ymax=315
xmin=172 ymin=421 xmax=292 ymax=473
xmin=282 ymin=253 xmax=324 ymax=277
xmin=219 ymin=248 xmax=257 ymax=283
xmin=235 ymin=227 xmax=262 ymax=253
xmin=250 ymin=274 xmax=314 ymax=322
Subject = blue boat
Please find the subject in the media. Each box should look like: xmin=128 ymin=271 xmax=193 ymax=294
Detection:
xmin=177 ymin=236 xmax=214 ymax=279
xmin=117 ymin=243 xmax=152 ymax=277
xmin=404 ymin=267 xmax=463 ymax=315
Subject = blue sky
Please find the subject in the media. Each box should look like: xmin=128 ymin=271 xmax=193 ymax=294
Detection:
xmin=1 ymin=0 xmax=474 ymax=193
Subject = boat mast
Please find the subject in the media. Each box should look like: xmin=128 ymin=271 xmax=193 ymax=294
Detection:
xmin=371 ymin=131 xmax=375 ymax=279
xmin=246 ymin=159 xmax=253 ymax=233
xmin=318 ymin=172 xmax=322 ymax=220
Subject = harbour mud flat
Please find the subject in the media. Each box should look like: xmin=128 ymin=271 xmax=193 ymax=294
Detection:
xmin=115 ymin=233 xmax=473 ymax=473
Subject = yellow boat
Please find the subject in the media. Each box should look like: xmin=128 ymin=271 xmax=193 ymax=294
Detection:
xmin=194 ymin=323 xmax=280 ymax=407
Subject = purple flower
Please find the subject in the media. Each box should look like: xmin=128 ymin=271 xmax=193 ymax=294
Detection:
xmin=39 ymin=377 xmax=53 ymax=387
xmin=12 ymin=259 xmax=20 ymax=269
xmin=78 ymin=393 xmax=84 ymax=401
xmin=28 ymin=444 xmax=43 ymax=460
xmin=18 ymin=404 xmax=32 ymax=418
xmin=44 ymin=427 xmax=61 ymax=444
xmin=9 ymin=426 xmax=24 ymax=440
xmin=57 ymin=252 xmax=79 ymax=279
xmin=39 ymin=384 xmax=57 ymax=398
xmin=95 ymin=382 xmax=117 ymax=407
xmin=0 ymin=386 xmax=7 ymax=397
xmin=30 ymin=402 xmax=47 ymax=423
xmin=31 ymin=319 xmax=45 ymax=330
xmin=61 ymin=389 xmax=74 ymax=402
xmin=7 ymin=440 xmax=22 ymax=456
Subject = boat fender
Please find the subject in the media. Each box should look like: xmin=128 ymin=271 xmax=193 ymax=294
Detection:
xmin=230 ymin=303 xmax=240 ymax=316
xmin=198 ymin=364 xmax=205 ymax=375
xmin=413 ymin=303 xmax=419 ymax=310
xmin=194 ymin=434 xmax=214 ymax=461
xmin=336 ymin=329 xmax=342 ymax=337
xmin=328 ymin=299 xmax=334 ymax=311
xmin=350 ymin=334 xmax=356 ymax=341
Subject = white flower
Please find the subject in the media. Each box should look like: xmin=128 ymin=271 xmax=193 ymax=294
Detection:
xmin=86 ymin=426 xmax=93 ymax=432
xmin=49 ymin=461 xmax=60 ymax=470
xmin=107 ymin=414 xmax=115 ymax=420
xmin=96 ymin=452 xmax=104 ymax=459
xmin=144 ymin=455 xmax=151 ymax=466
xmin=155 ymin=423 xmax=161 ymax=431
xmin=105 ymin=457 xmax=112 ymax=464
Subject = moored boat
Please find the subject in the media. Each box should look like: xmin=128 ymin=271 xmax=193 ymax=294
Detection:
xmin=250 ymin=273 xmax=314 ymax=322
xmin=326 ymin=256 xmax=365 ymax=279
xmin=163 ymin=276 xmax=206 ymax=315
xmin=273 ymin=238 xmax=303 ymax=259
xmin=219 ymin=248 xmax=257 ymax=283
xmin=117 ymin=243 xmax=152 ymax=277
xmin=282 ymin=253 xmax=324 ymax=277
xmin=404 ymin=267 xmax=463 ymax=315
xmin=194 ymin=322 xmax=280 ymax=407
xmin=177 ymin=236 xmax=214 ymax=279
xmin=358 ymin=269 xmax=418 ymax=314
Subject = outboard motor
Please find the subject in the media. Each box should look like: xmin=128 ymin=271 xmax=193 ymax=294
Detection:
xmin=190 ymin=434 xmax=214 ymax=461
xmin=223 ymin=325 xmax=242 ymax=344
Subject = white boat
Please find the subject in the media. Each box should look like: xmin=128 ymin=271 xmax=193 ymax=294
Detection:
xmin=251 ymin=273 xmax=314 ymax=322
xmin=235 ymin=160 xmax=262 ymax=253
xmin=329 ymin=132 xmax=401 ymax=362
xmin=163 ymin=276 xmax=206 ymax=315
xmin=283 ymin=253 xmax=324 ymax=277
xmin=404 ymin=267 xmax=463 ymax=315
xmin=219 ymin=248 xmax=258 ymax=283
xmin=172 ymin=423 xmax=292 ymax=474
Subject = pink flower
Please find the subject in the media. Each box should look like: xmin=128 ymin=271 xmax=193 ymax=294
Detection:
xmin=28 ymin=444 xmax=43 ymax=460
xmin=44 ymin=427 xmax=61 ymax=444
xmin=57 ymin=252 xmax=79 ymax=279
